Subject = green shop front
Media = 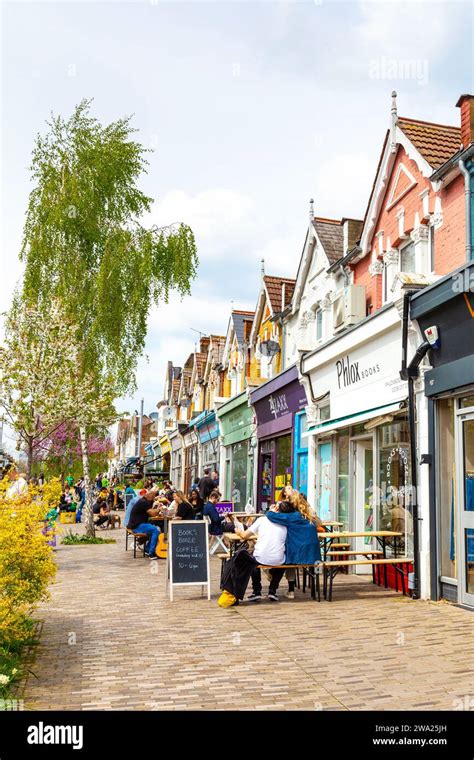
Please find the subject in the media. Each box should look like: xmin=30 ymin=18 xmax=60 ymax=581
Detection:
xmin=217 ymin=391 xmax=255 ymax=510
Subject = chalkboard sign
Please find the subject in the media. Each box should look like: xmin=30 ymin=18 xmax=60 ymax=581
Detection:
xmin=167 ymin=520 xmax=210 ymax=601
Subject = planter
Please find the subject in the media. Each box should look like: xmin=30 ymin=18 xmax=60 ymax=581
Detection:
xmin=59 ymin=512 xmax=76 ymax=524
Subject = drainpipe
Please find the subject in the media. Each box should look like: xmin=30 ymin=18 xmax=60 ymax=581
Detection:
xmin=459 ymin=153 xmax=473 ymax=261
xmin=400 ymin=294 xmax=434 ymax=600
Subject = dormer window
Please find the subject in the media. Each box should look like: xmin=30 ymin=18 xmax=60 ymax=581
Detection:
xmin=400 ymin=241 xmax=415 ymax=273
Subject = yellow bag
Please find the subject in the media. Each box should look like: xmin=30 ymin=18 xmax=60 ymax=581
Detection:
xmin=218 ymin=590 xmax=237 ymax=608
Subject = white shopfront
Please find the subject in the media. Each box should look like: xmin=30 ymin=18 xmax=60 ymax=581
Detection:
xmin=300 ymin=304 xmax=420 ymax=577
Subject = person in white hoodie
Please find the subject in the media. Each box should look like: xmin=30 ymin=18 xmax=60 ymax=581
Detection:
xmin=6 ymin=469 xmax=28 ymax=499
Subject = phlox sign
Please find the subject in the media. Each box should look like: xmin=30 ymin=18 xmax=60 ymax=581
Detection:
xmin=313 ymin=324 xmax=407 ymax=419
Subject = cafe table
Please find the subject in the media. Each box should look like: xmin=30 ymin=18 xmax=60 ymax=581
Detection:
xmin=224 ymin=532 xmax=257 ymax=556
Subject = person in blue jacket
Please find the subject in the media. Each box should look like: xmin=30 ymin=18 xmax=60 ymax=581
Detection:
xmin=266 ymin=497 xmax=321 ymax=598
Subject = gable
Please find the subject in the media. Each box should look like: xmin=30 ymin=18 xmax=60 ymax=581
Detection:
xmin=385 ymin=162 xmax=417 ymax=210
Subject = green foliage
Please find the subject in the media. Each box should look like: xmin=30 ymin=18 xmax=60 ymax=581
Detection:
xmin=20 ymin=99 xmax=198 ymax=395
xmin=61 ymin=531 xmax=116 ymax=545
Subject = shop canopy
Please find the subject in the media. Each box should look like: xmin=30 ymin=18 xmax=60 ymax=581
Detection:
xmin=303 ymin=401 xmax=404 ymax=437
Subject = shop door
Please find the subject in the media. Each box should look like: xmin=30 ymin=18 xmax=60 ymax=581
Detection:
xmin=317 ymin=442 xmax=332 ymax=521
xmin=456 ymin=413 xmax=474 ymax=607
xmin=353 ymin=439 xmax=374 ymax=569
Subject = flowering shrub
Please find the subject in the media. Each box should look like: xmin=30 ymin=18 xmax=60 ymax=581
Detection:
xmin=0 ymin=477 xmax=59 ymax=652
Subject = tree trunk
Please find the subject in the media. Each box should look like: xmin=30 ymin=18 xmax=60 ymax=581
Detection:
xmin=26 ymin=436 xmax=34 ymax=481
xmin=79 ymin=426 xmax=94 ymax=537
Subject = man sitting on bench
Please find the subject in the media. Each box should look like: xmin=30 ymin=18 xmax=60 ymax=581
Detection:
xmin=127 ymin=488 xmax=162 ymax=560
xmin=235 ymin=509 xmax=288 ymax=602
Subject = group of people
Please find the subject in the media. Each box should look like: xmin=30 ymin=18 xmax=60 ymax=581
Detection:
xmin=124 ymin=468 xmax=224 ymax=559
xmin=220 ymin=486 xmax=323 ymax=604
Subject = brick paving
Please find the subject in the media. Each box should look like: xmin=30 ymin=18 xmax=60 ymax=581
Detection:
xmin=24 ymin=522 xmax=474 ymax=711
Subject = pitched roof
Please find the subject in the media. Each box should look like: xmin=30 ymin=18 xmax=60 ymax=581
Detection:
xmin=231 ymin=311 xmax=255 ymax=347
xmin=312 ymin=217 xmax=344 ymax=263
xmin=263 ymin=276 xmax=295 ymax=314
xmin=398 ymin=117 xmax=461 ymax=171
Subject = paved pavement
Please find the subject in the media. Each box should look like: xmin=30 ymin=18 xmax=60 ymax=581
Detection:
xmin=23 ymin=522 xmax=474 ymax=711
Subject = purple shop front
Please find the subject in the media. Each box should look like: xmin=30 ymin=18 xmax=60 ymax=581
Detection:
xmin=250 ymin=365 xmax=307 ymax=511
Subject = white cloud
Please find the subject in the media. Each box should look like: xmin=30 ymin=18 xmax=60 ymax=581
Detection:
xmin=146 ymin=188 xmax=256 ymax=259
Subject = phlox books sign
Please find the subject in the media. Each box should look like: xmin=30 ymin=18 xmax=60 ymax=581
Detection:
xmin=314 ymin=325 xmax=407 ymax=419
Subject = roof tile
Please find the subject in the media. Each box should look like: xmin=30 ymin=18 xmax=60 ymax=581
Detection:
xmin=398 ymin=117 xmax=461 ymax=170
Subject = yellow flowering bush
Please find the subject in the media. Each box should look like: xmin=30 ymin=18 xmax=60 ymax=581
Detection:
xmin=0 ymin=477 xmax=59 ymax=647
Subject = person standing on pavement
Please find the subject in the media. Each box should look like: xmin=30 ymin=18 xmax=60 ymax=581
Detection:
xmin=127 ymin=489 xmax=162 ymax=559
xmin=211 ymin=470 xmax=219 ymax=489
xmin=198 ymin=468 xmax=214 ymax=501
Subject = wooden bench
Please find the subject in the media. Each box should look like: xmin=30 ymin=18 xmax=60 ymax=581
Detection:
xmin=323 ymin=558 xmax=413 ymax=601
xmin=125 ymin=528 xmax=148 ymax=558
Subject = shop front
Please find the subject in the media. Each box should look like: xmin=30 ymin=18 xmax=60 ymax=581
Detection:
xmin=217 ymin=391 xmax=255 ymax=510
xmin=182 ymin=426 xmax=199 ymax=494
xmin=250 ymin=365 xmax=307 ymax=511
xmin=300 ymin=305 xmax=412 ymax=565
xmin=192 ymin=410 xmax=220 ymax=477
xmin=158 ymin=435 xmax=171 ymax=476
xmin=411 ymin=262 xmax=474 ymax=608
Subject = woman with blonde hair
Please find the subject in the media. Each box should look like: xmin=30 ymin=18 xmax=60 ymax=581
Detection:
xmin=280 ymin=486 xmax=323 ymax=529
xmin=266 ymin=487 xmax=321 ymax=599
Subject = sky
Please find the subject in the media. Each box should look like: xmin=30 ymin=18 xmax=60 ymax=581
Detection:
xmin=0 ymin=0 xmax=472 ymax=451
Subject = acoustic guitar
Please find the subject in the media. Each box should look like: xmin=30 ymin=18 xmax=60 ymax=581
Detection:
xmin=156 ymin=532 xmax=168 ymax=559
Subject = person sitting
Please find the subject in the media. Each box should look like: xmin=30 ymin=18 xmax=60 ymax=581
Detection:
xmin=265 ymin=494 xmax=321 ymax=599
xmin=124 ymin=488 xmax=147 ymax=528
xmin=95 ymin=502 xmax=112 ymax=529
xmin=172 ymin=491 xmax=195 ymax=521
xmin=188 ymin=488 xmax=204 ymax=519
xmin=127 ymin=489 xmax=162 ymax=560
xmin=235 ymin=510 xmax=288 ymax=602
xmin=203 ymin=490 xmax=234 ymax=535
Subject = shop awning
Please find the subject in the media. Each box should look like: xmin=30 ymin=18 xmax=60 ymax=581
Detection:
xmin=303 ymin=402 xmax=405 ymax=437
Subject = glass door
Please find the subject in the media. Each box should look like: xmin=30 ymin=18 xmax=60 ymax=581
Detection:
xmin=317 ymin=441 xmax=332 ymax=521
xmin=353 ymin=439 xmax=374 ymax=568
xmin=456 ymin=413 xmax=474 ymax=607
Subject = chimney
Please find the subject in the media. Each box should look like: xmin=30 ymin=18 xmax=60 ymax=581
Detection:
xmin=456 ymin=94 xmax=474 ymax=149
xmin=342 ymin=218 xmax=364 ymax=253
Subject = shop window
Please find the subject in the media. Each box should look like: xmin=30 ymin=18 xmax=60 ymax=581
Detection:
xmin=337 ymin=433 xmax=350 ymax=528
xmin=232 ymin=441 xmax=248 ymax=509
xmin=275 ymin=434 xmax=292 ymax=501
xmin=400 ymin=241 xmax=415 ymax=273
xmin=377 ymin=417 xmax=412 ymax=555
xmin=294 ymin=412 xmax=308 ymax=497
xmin=462 ymin=419 xmax=474 ymax=594
xmin=460 ymin=395 xmax=474 ymax=410
xmin=261 ymin=452 xmax=273 ymax=511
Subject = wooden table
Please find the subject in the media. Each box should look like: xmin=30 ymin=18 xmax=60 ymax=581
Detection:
xmin=224 ymin=532 xmax=257 ymax=556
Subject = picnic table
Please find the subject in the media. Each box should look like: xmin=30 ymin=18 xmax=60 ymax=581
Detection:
xmin=317 ymin=530 xmax=404 ymax=590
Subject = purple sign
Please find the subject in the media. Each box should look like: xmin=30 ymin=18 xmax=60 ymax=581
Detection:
xmin=253 ymin=379 xmax=306 ymax=430
xmin=215 ymin=501 xmax=233 ymax=515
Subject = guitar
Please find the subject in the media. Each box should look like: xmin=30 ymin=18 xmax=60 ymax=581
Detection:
xmin=156 ymin=532 xmax=168 ymax=559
